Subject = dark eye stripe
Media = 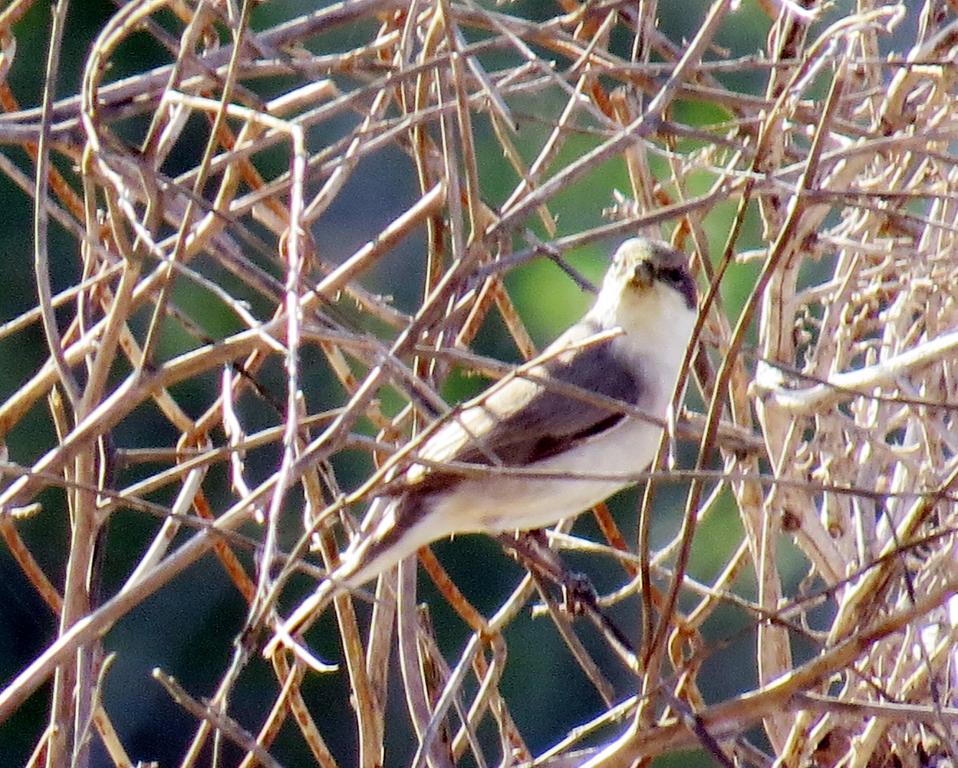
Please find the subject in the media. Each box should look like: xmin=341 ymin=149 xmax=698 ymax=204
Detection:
xmin=658 ymin=267 xmax=685 ymax=284
xmin=656 ymin=265 xmax=697 ymax=309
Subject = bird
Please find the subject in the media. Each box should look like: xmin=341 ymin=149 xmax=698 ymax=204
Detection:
xmin=267 ymin=237 xmax=698 ymax=658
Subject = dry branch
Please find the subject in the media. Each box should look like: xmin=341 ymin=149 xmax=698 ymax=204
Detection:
xmin=0 ymin=1 xmax=956 ymax=767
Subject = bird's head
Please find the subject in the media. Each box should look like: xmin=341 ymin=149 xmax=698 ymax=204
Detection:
xmin=590 ymin=238 xmax=698 ymax=337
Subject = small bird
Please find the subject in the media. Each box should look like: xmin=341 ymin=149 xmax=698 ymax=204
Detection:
xmin=268 ymin=237 xmax=698 ymax=656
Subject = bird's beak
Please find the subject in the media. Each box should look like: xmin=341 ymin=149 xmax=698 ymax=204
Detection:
xmin=629 ymin=260 xmax=654 ymax=289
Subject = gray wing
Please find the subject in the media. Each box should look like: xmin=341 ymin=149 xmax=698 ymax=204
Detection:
xmin=460 ymin=340 xmax=641 ymax=464
xmin=404 ymin=330 xmax=645 ymax=496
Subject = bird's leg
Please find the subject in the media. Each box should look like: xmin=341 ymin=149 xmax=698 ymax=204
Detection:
xmin=498 ymin=530 xmax=638 ymax=666
xmin=497 ymin=529 xmax=597 ymax=615
xmin=563 ymin=570 xmax=600 ymax=615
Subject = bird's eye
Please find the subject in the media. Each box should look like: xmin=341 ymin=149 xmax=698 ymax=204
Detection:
xmin=658 ymin=267 xmax=686 ymax=285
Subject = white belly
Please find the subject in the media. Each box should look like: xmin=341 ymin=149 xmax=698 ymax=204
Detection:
xmin=424 ymin=415 xmax=664 ymax=535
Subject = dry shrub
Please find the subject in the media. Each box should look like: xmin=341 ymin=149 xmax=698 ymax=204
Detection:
xmin=0 ymin=0 xmax=956 ymax=766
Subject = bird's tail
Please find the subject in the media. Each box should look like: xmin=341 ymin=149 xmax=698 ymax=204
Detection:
xmin=264 ymin=495 xmax=428 ymax=661
xmin=263 ymin=577 xmax=339 ymax=667
xmin=329 ymin=494 xmax=429 ymax=590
